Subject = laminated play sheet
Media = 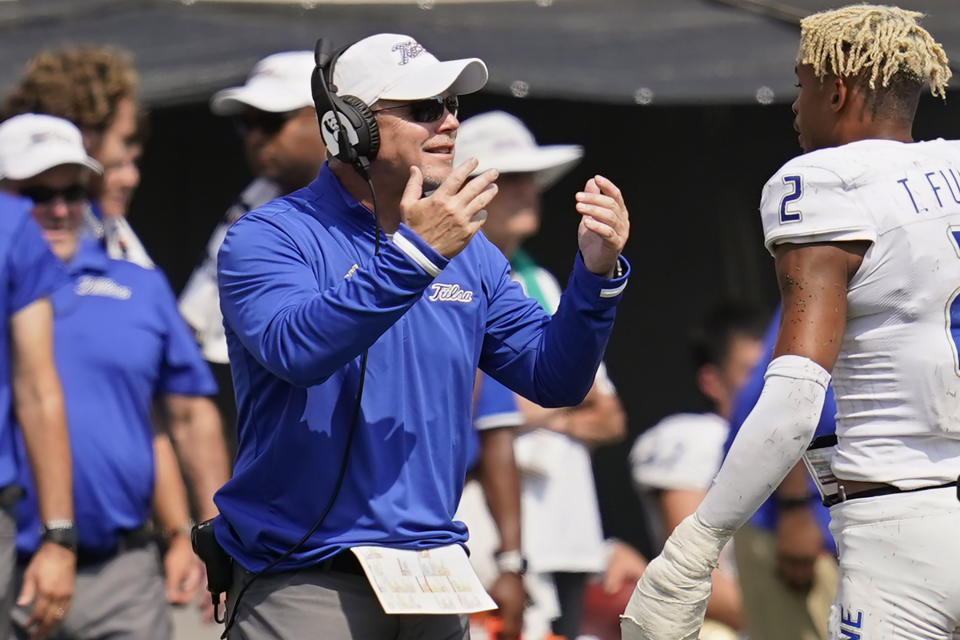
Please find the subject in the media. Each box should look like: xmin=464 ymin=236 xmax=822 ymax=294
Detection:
xmin=350 ymin=544 xmax=497 ymax=615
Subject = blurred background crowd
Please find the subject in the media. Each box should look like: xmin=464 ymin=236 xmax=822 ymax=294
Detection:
xmin=0 ymin=1 xmax=959 ymax=639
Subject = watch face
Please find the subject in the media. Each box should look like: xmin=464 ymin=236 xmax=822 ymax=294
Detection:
xmin=494 ymin=551 xmax=528 ymax=575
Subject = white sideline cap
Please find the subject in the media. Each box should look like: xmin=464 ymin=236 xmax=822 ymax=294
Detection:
xmin=211 ymin=51 xmax=316 ymax=115
xmin=0 ymin=113 xmax=102 ymax=180
xmin=455 ymin=110 xmax=583 ymax=189
xmin=332 ymin=33 xmax=487 ymax=106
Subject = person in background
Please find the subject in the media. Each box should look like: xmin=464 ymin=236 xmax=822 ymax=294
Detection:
xmin=458 ymin=375 xmax=526 ymax=640
xmin=3 ymin=45 xmax=231 ymax=527
xmin=179 ymin=51 xmax=326 ymax=444
xmin=630 ymin=301 xmax=766 ymax=637
xmin=724 ymin=306 xmax=838 ymax=640
xmin=0 ymin=113 xmax=214 ymax=640
xmin=0 ymin=150 xmax=74 ymax=640
xmin=454 ymin=110 xmax=627 ymax=640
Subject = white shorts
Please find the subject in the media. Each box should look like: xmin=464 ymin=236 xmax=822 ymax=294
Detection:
xmin=829 ymin=486 xmax=960 ymax=640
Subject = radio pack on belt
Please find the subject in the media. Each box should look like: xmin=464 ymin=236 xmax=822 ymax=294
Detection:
xmin=191 ymin=518 xmax=233 ymax=623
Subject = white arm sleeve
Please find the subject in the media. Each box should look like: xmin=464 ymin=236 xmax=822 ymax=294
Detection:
xmin=697 ymin=354 xmax=830 ymax=532
xmin=621 ymin=355 xmax=829 ymax=640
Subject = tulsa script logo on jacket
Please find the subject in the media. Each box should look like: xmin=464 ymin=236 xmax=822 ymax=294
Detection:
xmin=428 ymin=283 xmax=473 ymax=303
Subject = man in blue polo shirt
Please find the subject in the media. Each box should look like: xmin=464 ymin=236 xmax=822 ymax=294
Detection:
xmin=0 ymin=113 xmax=218 ymax=640
xmin=213 ymin=33 xmax=630 ymax=639
xmin=0 ymin=131 xmax=77 ymax=638
xmin=3 ymin=47 xmax=231 ymax=529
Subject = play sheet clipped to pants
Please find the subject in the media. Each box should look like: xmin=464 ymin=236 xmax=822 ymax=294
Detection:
xmin=351 ymin=544 xmax=498 ymax=615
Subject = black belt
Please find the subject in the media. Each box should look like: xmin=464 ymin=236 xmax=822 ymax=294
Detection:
xmin=75 ymin=524 xmax=155 ymax=567
xmin=0 ymin=485 xmax=24 ymax=509
xmin=830 ymin=477 xmax=960 ymax=506
xmin=318 ymin=551 xmax=364 ymax=576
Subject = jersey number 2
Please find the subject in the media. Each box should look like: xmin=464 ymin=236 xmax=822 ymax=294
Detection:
xmin=780 ymin=175 xmax=802 ymax=223
xmin=949 ymin=228 xmax=960 ymax=374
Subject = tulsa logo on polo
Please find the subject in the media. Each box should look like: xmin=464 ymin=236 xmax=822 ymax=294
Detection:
xmin=74 ymin=275 xmax=131 ymax=300
xmin=428 ymin=283 xmax=473 ymax=303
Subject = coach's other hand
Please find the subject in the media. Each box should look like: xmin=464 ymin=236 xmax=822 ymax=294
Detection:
xmin=576 ymin=175 xmax=629 ymax=277
xmin=620 ymin=514 xmax=729 ymax=640
xmin=400 ymin=158 xmax=499 ymax=259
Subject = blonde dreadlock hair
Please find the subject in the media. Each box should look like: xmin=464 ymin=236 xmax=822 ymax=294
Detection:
xmin=799 ymin=4 xmax=951 ymax=100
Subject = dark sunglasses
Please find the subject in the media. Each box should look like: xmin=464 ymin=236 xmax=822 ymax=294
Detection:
xmin=373 ymin=96 xmax=459 ymax=123
xmin=232 ymin=109 xmax=298 ymax=136
xmin=19 ymin=184 xmax=87 ymax=206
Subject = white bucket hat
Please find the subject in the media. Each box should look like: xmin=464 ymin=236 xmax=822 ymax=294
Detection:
xmin=211 ymin=51 xmax=316 ymax=115
xmin=0 ymin=113 xmax=102 ymax=180
xmin=332 ymin=33 xmax=488 ymax=106
xmin=454 ymin=111 xmax=583 ymax=189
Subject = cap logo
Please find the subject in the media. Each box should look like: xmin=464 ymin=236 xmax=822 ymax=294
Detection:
xmin=391 ymin=41 xmax=425 ymax=66
xmin=30 ymin=131 xmax=72 ymax=146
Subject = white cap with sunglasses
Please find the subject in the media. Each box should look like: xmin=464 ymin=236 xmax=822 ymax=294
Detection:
xmin=454 ymin=111 xmax=583 ymax=189
xmin=211 ymin=51 xmax=316 ymax=116
xmin=0 ymin=113 xmax=102 ymax=181
xmin=333 ymin=33 xmax=488 ymax=106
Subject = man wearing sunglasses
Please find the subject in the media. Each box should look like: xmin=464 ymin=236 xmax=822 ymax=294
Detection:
xmin=179 ymin=51 xmax=326 ymax=447
xmin=212 ymin=33 xmax=631 ymax=639
xmin=0 ymin=113 xmax=217 ymax=640
xmin=0 ymin=115 xmax=76 ymax=640
xmin=4 ymin=41 xmax=231 ymax=547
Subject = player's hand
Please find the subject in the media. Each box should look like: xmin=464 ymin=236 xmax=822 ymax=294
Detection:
xmin=487 ymin=572 xmax=524 ymax=640
xmin=576 ymin=175 xmax=629 ymax=277
xmin=400 ymin=158 xmax=499 ymax=259
xmin=621 ymin=515 xmax=727 ymax=640
xmin=164 ymin=533 xmax=203 ymax=605
xmin=775 ymin=506 xmax=822 ymax=591
xmin=17 ymin=541 xmax=75 ymax=640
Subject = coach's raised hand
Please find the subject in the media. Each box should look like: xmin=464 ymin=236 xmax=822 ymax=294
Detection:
xmin=400 ymin=158 xmax=499 ymax=259
xmin=576 ymin=175 xmax=629 ymax=277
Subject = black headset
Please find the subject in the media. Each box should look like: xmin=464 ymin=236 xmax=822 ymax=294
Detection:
xmin=312 ymin=38 xmax=380 ymax=175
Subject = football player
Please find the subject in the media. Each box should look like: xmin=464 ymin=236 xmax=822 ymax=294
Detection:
xmin=622 ymin=5 xmax=960 ymax=639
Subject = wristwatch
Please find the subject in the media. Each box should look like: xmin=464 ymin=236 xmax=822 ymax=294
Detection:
xmin=494 ymin=549 xmax=528 ymax=576
xmin=777 ymin=494 xmax=817 ymax=511
xmin=40 ymin=520 xmax=77 ymax=552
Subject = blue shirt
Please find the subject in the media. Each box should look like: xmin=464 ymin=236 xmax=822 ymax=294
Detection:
xmin=0 ymin=194 xmax=66 ymax=489
xmin=468 ymin=375 xmax=524 ymax=470
xmin=16 ymin=239 xmax=216 ymax=554
xmin=725 ymin=307 xmax=836 ymax=552
xmin=214 ymin=165 xmax=629 ymax=572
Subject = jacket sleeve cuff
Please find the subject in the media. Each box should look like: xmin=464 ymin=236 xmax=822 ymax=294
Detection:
xmin=391 ymin=224 xmax=449 ymax=277
xmin=568 ymin=253 xmax=630 ymax=306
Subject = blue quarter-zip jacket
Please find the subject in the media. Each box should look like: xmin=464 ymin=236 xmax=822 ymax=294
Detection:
xmin=214 ymin=165 xmax=629 ymax=572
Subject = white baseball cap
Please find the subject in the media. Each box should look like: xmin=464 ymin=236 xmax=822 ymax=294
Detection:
xmin=454 ymin=111 xmax=583 ymax=189
xmin=0 ymin=113 xmax=102 ymax=181
xmin=211 ymin=51 xmax=316 ymax=116
xmin=332 ymin=33 xmax=488 ymax=106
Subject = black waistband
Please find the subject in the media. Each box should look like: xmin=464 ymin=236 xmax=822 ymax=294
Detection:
xmin=0 ymin=485 xmax=24 ymax=509
xmin=318 ymin=551 xmax=364 ymax=576
xmin=840 ymin=479 xmax=959 ymax=504
xmin=75 ymin=524 xmax=155 ymax=567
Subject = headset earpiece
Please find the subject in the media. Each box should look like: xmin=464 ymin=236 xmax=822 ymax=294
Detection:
xmin=340 ymin=95 xmax=379 ymax=161
xmin=312 ymin=38 xmax=380 ymax=174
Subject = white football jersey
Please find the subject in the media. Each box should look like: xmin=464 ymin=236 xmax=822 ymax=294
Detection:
xmin=760 ymin=139 xmax=960 ymax=488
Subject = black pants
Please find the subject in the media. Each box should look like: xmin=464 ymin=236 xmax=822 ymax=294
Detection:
xmin=551 ymin=571 xmax=589 ymax=639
